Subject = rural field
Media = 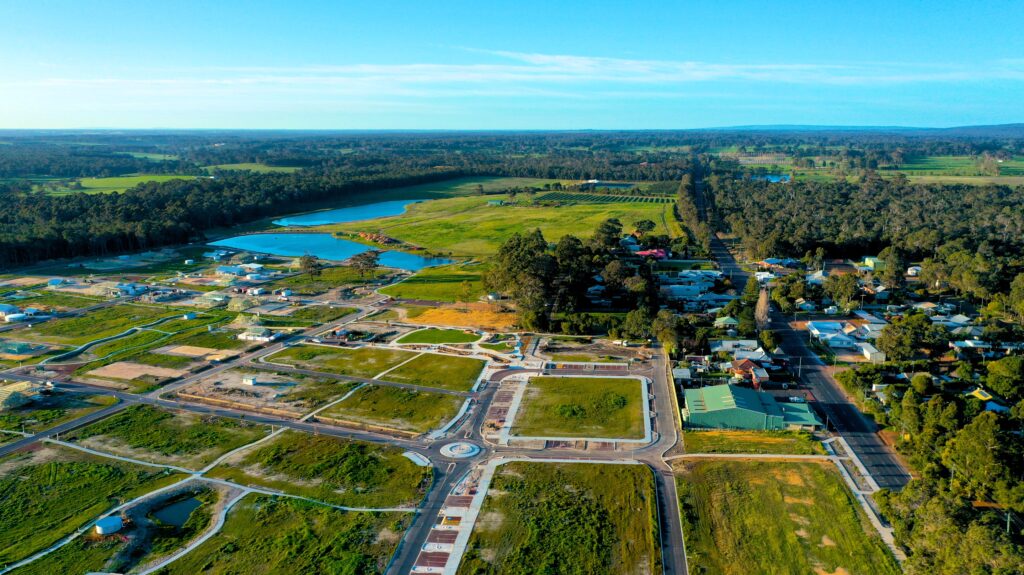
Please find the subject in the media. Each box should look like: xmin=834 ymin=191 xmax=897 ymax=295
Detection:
xmin=152 ymin=494 xmax=408 ymax=575
xmin=457 ymin=462 xmax=661 ymax=575
xmin=40 ymin=174 xmax=195 ymax=195
xmin=379 ymin=262 xmax=487 ymax=302
xmin=69 ymin=405 xmax=270 ymax=469
xmin=266 ymin=344 xmax=417 ymax=378
xmin=268 ymin=266 xmax=375 ymax=294
xmin=206 ymin=430 xmax=430 ymax=508
xmin=512 ymin=376 xmax=645 ymax=439
xmin=683 ymin=430 xmax=826 ymax=455
xmin=396 ymin=327 xmax=481 ymax=344
xmin=337 ymin=195 xmax=676 ymax=256
xmin=380 ymin=352 xmax=486 ymax=392
xmin=319 ymin=383 xmax=465 ymax=434
xmin=204 ymin=162 xmax=302 ymax=173
xmin=0 ymin=445 xmax=184 ymax=565
xmin=675 ymin=460 xmax=899 ymax=575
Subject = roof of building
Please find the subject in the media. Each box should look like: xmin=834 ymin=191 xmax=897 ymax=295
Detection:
xmin=684 ymin=384 xmax=783 ymax=418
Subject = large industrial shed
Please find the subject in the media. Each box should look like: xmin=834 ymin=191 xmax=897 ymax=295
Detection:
xmin=682 ymin=384 xmax=822 ymax=431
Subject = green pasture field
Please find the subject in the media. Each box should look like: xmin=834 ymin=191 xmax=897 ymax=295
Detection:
xmin=121 ymin=151 xmax=180 ymax=161
xmin=319 ymin=383 xmax=465 ymax=434
xmin=379 ymin=262 xmax=487 ymax=302
xmin=70 ymin=405 xmax=269 ymax=469
xmin=1 ymin=291 xmax=102 ymax=311
xmin=512 ymin=376 xmax=645 ymax=439
xmin=396 ymin=328 xmax=481 ymax=344
xmin=889 ymin=155 xmax=980 ymax=175
xmin=152 ymin=494 xmax=408 ymax=575
xmin=457 ymin=462 xmax=661 ymax=575
xmin=682 ymin=430 xmax=825 ymax=455
xmin=42 ymin=174 xmax=195 ymax=195
xmin=204 ymin=163 xmax=302 ymax=173
xmin=0 ymin=446 xmax=184 ymax=565
xmin=268 ymin=266 xmax=374 ymax=294
xmin=336 ymin=195 xmax=675 ymax=256
xmin=266 ymin=344 xmax=417 ymax=379
xmin=381 ymin=353 xmax=485 ymax=392
xmin=536 ymin=191 xmax=673 ymax=204
xmin=19 ymin=304 xmax=179 ymax=345
xmin=676 ymin=460 xmax=899 ymax=575
xmin=285 ymin=305 xmax=358 ymax=324
xmin=206 ymin=430 xmax=430 ymax=508
xmin=0 ymin=393 xmax=117 ymax=435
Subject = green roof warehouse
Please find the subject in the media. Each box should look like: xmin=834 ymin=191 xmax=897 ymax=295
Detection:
xmin=682 ymin=384 xmax=822 ymax=431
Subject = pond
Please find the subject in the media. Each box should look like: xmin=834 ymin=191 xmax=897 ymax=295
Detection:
xmin=751 ymin=174 xmax=791 ymax=183
xmin=152 ymin=497 xmax=202 ymax=527
xmin=211 ymin=233 xmax=452 ymax=271
xmin=273 ymin=199 xmax=420 ymax=227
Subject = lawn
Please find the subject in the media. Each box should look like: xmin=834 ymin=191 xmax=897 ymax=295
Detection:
xmin=0 ymin=393 xmax=117 ymax=434
xmin=266 ymin=344 xmax=417 ymax=379
xmin=204 ymin=162 xmax=302 ymax=173
xmin=206 ymin=430 xmax=430 ymax=508
xmin=683 ymin=430 xmax=825 ymax=455
xmin=151 ymin=494 xmax=408 ymax=575
xmin=379 ymin=262 xmax=488 ymax=302
xmin=268 ymin=266 xmax=374 ymax=295
xmin=43 ymin=174 xmax=195 ymax=195
xmin=512 ymin=376 xmax=645 ymax=439
xmin=676 ymin=460 xmax=899 ymax=575
xmin=396 ymin=328 xmax=481 ymax=344
xmin=336 ymin=195 xmax=674 ymax=256
xmin=381 ymin=353 xmax=485 ymax=392
xmin=2 ymin=291 xmax=102 ymax=311
xmin=20 ymin=304 xmax=179 ymax=345
xmin=457 ymin=462 xmax=661 ymax=575
xmin=0 ymin=446 xmax=183 ymax=565
xmin=319 ymin=384 xmax=465 ymax=434
xmin=172 ymin=328 xmax=247 ymax=350
xmin=70 ymin=405 xmax=269 ymax=469
xmin=284 ymin=305 xmax=358 ymax=324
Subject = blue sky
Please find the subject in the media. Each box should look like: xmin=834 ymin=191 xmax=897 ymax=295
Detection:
xmin=1 ymin=0 xmax=1022 ymax=129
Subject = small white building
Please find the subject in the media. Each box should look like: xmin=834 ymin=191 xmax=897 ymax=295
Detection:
xmin=94 ymin=516 xmax=123 ymax=535
xmin=858 ymin=342 xmax=886 ymax=363
xmin=238 ymin=327 xmax=279 ymax=343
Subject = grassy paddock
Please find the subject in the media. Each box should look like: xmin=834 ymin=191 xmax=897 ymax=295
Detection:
xmin=320 ymin=384 xmax=464 ymax=434
xmin=512 ymin=376 xmax=645 ymax=439
xmin=0 ymin=393 xmax=117 ymax=434
xmin=204 ymin=163 xmax=302 ymax=173
xmin=396 ymin=328 xmax=481 ymax=344
xmin=268 ymin=266 xmax=374 ymax=295
xmin=266 ymin=344 xmax=417 ymax=378
xmin=676 ymin=460 xmax=899 ymax=575
xmin=20 ymin=304 xmax=178 ymax=345
xmin=683 ymin=429 xmax=825 ymax=455
xmin=206 ymin=430 xmax=430 ymax=508
xmin=458 ymin=462 xmax=661 ymax=575
xmin=379 ymin=262 xmax=487 ymax=302
xmin=381 ymin=353 xmax=485 ymax=392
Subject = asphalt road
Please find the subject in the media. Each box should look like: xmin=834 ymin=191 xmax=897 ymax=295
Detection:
xmin=0 ymin=399 xmax=131 ymax=457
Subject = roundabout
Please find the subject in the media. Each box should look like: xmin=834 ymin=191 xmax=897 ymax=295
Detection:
xmin=440 ymin=441 xmax=481 ymax=459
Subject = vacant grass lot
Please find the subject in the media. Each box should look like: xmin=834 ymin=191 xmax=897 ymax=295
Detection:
xmin=0 ymin=446 xmax=182 ymax=565
xmin=0 ymin=393 xmax=117 ymax=434
xmin=458 ymin=462 xmax=661 ymax=575
xmin=268 ymin=266 xmax=374 ymax=295
xmin=683 ymin=430 xmax=825 ymax=455
xmin=20 ymin=304 xmax=178 ymax=345
xmin=513 ymin=376 xmax=645 ymax=439
xmin=396 ymin=328 xmax=480 ymax=344
xmin=285 ymin=305 xmax=357 ymax=324
xmin=71 ymin=405 xmax=268 ymax=469
xmin=379 ymin=262 xmax=487 ymax=302
xmin=3 ymin=291 xmax=102 ymax=311
xmin=207 ymin=430 xmax=430 ymax=508
xmin=381 ymin=353 xmax=485 ymax=392
xmin=339 ymin=195 xmax=673 ymax=256
xmin=267 ymin=344 xmax=417 ymax=378
xmin=676 ymin=460 xmax=899 ymax=575
xmin=320 ymin=384 xmax=464 ymax=434
xmin=153 ymin=494 xmax=407 ymax=575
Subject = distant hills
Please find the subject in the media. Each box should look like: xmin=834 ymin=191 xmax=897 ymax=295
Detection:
xmin=711 ymin=123 xmax=1024 ymax=137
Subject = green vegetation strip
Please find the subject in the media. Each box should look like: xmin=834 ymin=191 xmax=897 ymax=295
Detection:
xmin=0 ymin=393 xmax=117 ymax=434
xmin=683 ymin=430 xmax=826 ymax=455
xmin=206 ymin=430 xmax=430 ymax=508
xmin=381 ymin=353 xmax=485 ymax=392
xmin=268 ymin=266 xmax=373 ymax=295
xmin=512 ymin=376 xmax=644 ymax=439
xmin=396 ymin=328 xmax=480 ymax=344
xmin=458 ymin=462 xmax=661 ymax=575
xmin=21 ymin=304 xmax=179 ymax=345
xmin=677 ymin=460 xmax=899 ymax=575
xmin=267 ymin=345 xmax=417 ymax=379
xmin=379 ymin=263 xmax=487 ymax=302
xmin=320 ymin=384 xmax=465 ymax=434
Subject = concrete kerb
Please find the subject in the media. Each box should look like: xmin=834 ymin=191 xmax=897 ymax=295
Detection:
xmin=833 ymin=435 xmax=881 ymax=492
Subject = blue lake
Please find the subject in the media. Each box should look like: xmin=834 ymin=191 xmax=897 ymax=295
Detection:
xmin=273 ymin=199 xmax=419 ymax=227
xmin=211 ymin=233 xmax=452 ymax=271
xmin=752 ymin=174 xmax=791 ymax=183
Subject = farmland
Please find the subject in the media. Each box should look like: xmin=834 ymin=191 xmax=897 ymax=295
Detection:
xmin=151 ymin=494 xmax=408 ymax=575
xmin=319 ymin=384 xmax=465 ymax=434
xmin=676 ymin=460 xmax=899 ymax=575
xmin=266 ymin=344 xmax=417 ymax=378
xmin=70 ymin=405 xmax=269 ymax=468
xmin=683 ymin=430 xmax=826 ymax=455
xmin=206 ymin=430 xmax=430 ymax=508
xmin=337 ymin=195 xmax=675 ymax=256
xmin=379 ymin=262 xmax=487 ymax=302
xmin=0 ymin=445 xmax=183 ymax=565
xmin=457 ymin=462 xmax=661 ymax=575
xmin=535 ymin=191 xmax=673 ymax=204
xmin=512 ymin=376 xmax=645 ymax=439
xmin=381 ymin=353 xmax=486 ymax=392
xmin=396 ymin=328 xmax=481 ymax=344
xmin=40 ymin=174 xmax=195 ymax=195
